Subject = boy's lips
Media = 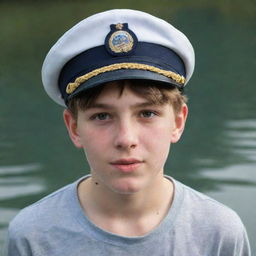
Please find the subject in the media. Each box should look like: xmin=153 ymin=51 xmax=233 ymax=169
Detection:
xmin=110 ymin=158 xmax=144 ymax=173
xmin=111 ymin=158 xmax=143 ymax=164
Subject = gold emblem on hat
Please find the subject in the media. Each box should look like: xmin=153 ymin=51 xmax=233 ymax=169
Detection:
xmin=115 ymin=23 xmax=123 ymax=30
xmin=108 ymin=28 xmax=134 ymax=53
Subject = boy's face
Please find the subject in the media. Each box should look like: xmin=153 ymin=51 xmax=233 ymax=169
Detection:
xmin=64 ymin=82 xmax=187 ymax=194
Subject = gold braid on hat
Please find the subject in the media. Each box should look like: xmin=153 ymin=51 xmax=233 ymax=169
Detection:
xmin=66 ymin=62 xmax=185 ymax=94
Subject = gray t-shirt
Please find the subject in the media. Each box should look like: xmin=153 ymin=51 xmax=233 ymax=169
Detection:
xmin=5 ymin=176 xmax=251 ymax=256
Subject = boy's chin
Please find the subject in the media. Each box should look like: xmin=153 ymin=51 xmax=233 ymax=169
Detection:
xmin=109 ymin=179 xmax=147 ymax=195
xmin=112 ymin=188 xmax=140 ymax=195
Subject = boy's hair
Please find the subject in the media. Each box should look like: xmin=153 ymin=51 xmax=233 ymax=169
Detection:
xmin=67 ymin=80 xmax=187 ymax=119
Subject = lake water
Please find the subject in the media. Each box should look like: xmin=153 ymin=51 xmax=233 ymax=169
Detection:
xmin=0 ymin=2 xmax=255 ymax=254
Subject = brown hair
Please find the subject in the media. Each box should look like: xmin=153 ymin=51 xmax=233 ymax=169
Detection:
xmin=67 ymin=80 xmax=187 ymax=119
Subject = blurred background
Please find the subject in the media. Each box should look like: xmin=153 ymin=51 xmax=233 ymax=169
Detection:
xmin=0 ymin=0 xmax=255 ymax=254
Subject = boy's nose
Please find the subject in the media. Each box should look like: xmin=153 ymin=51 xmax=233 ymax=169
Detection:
xmin=113 ymin=120 xmax=138 ymax=150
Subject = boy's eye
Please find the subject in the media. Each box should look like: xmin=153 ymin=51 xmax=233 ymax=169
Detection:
xmin=91 ymin=113 xmax=110 ymax=120
xmin=140 ymin=110 xmax=157 ymax=118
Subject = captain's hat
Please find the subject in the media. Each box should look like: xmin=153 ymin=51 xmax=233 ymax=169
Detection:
xmin=42 ymin=9 xmax=195 ymax=106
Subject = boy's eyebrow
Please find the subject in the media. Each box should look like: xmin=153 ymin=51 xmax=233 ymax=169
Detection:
xmin=133 ymin=102 xmax=158 ymax=108
xmin=86 ymin=103 xmax=113 ymax=110
xmin=86 ymin=101 xmax=158 ymax=110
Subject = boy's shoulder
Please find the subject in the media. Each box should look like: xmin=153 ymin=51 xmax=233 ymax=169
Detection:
xmin=174 ymin=178 xmax=248 ymax=239
xmin=177 ymin=178 xmax=241 ymax=219
xmin=164 ymin=177 xmax=251 ymax=255
xmin=8 ymin=179 xmax=79 ymax=237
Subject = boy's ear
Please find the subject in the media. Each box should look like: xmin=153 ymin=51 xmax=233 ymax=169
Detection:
xmin=171 ymin=104 xmax=188 ymax=143
xmin=63 ymin=109 xmax=83 ymax=148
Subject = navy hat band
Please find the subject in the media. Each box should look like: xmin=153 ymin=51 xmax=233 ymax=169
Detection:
xmin=59 ymin=42 xmax=186 ymax=103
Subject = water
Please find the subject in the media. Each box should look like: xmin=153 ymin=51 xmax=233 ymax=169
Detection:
xmin=0 ymin=2 xmax=255 ymax=254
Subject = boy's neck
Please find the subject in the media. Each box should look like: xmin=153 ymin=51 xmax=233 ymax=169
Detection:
xmin=77 ymin=174 xmax=174 ymax=236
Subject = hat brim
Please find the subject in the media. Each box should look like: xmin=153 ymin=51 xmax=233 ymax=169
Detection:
xmin=66 ymin=69 xmax=183 ymax=103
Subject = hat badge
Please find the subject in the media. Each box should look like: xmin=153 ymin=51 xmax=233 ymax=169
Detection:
xmin=105 ymin=23 xmax=138 ymax=56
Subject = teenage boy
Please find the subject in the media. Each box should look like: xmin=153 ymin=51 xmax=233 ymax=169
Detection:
xmin=6 ymin=9 xmax=251 ymax=256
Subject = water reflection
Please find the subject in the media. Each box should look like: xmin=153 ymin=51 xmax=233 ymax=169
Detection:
xmin=187 ymin=119 xmax=256 ymax=188
xmin=202 ymin=164 xmax=256 ymax=184
xmin=0 ymin=163 xmax=46 ymax=252
xmin=0 ymin=163 xmax=46 ymax=200
xmin=0 ymin=178 xmax=45 ymax=200
xmin=225 ymin=119 xmax=256 ymax=162
xmin=0 ymin=163 xmax=42 ymax=175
